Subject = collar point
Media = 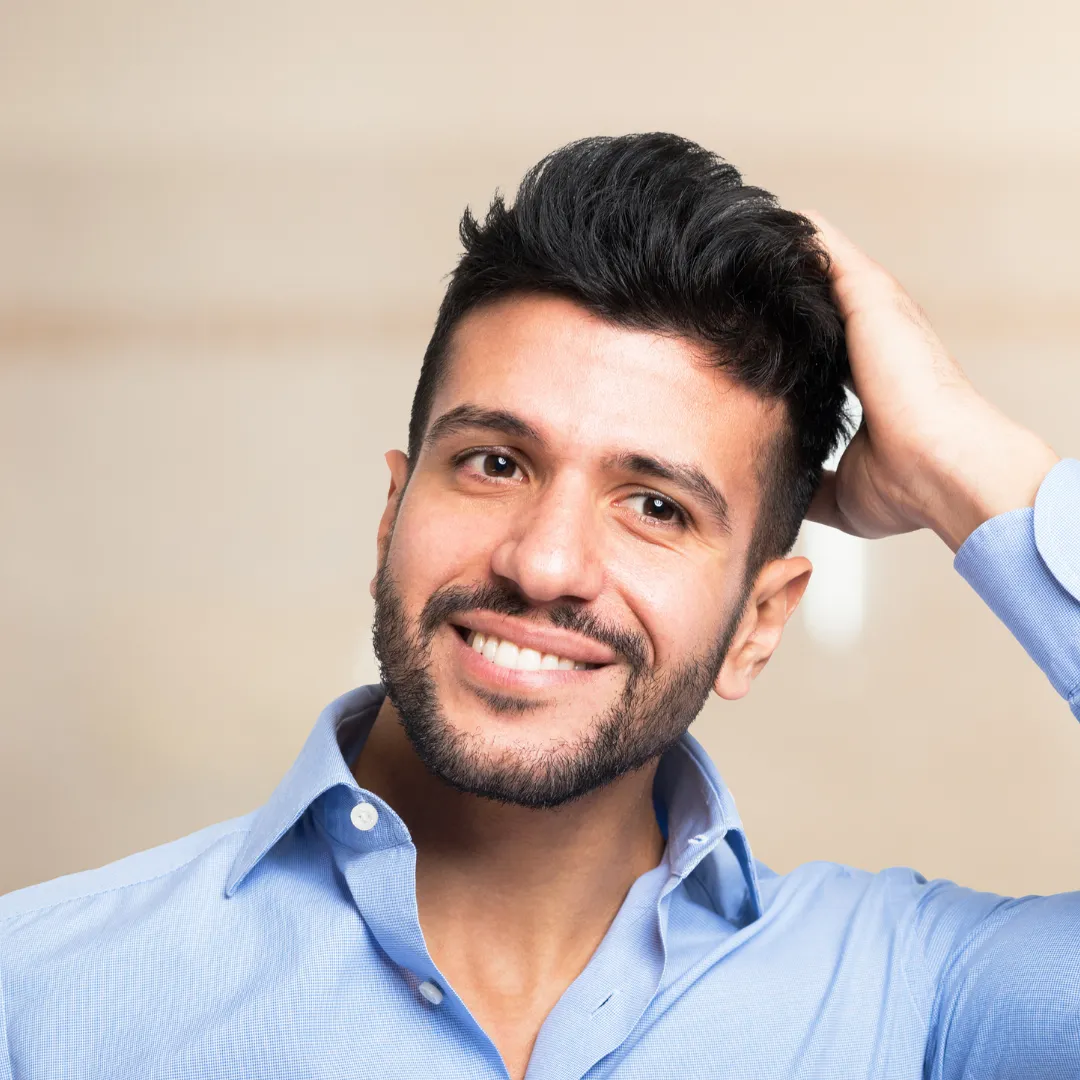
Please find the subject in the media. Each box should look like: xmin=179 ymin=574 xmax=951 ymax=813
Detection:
xmin=223 ymin=867 xmax=248 ymax=898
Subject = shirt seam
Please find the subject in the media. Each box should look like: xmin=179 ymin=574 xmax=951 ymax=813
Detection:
xmin=884 ymin=871 xmax=934 ymax=1037
xmin=0 ymin=934 xmax=12 ymax=1080
xmin=0 ymin=824 xmax=251 ymax=929
xmin=910 ymin=885 xmax=1019 ymax=1075
xmin=1068 ymin=687 xmax=1080 ymax=724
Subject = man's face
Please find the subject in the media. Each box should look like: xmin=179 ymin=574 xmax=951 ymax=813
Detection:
xmin=373 ymin=294 xmax=792 ymax=807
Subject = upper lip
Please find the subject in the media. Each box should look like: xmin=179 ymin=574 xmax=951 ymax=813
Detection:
xmin=451 ymin=611 xmax=618 ymax=666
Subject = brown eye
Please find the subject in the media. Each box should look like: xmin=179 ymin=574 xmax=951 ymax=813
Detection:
xmin=482 ymin=453 xmax=515 ymax=477
xmin=624 ymin=492 xmax=685 ymax=527
xmin=458 ymin=450 xmax=524 ymax=482
xmin=643 ymin=495 xmax=676 ymax=521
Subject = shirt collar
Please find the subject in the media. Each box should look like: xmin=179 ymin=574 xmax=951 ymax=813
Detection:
xmin=224 ymin=684 xmax=384 ymax=897
xmin=655 ymin=731 xmax=763 ymax=922
xmin=225 ymin=684 xmax=763 ymax=922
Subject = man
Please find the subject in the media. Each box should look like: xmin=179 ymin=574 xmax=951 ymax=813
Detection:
xmin=1 ymin=134 xmax=1076 ymax=1079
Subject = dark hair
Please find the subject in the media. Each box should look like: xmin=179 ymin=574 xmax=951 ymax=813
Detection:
xmin=408 ymin=133 xmax=850 ymax=579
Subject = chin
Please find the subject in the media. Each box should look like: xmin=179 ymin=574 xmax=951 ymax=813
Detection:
xmin=395 ymin=689 xmax=658 ymax=809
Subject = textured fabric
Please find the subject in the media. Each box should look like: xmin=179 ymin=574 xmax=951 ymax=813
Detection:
xmin=956 ymin=457 xmax=1080 ymax=721
xmin=2 ymin=459 xmax=1079 ymax=1079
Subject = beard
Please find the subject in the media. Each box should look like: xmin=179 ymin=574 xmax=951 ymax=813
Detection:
xmin=371 ymin=563 xmax=744 ymax=809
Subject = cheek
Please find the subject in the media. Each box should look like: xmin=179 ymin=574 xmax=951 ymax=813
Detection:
xmin=614 ymin=553 xmax=735 ymax=665
xmin=387 ymin=485 xmax=503 ymax=594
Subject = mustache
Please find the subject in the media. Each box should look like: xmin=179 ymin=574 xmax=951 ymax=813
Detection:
xmin=419 ymin=580 xmax=650 ymax=672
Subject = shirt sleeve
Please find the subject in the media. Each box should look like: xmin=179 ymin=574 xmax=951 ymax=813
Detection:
xmin=912 ymin=879 xmax=1080 ymax=1079
xmin=911 ymin=458 xmax=1080 ymax=1076
xmin=953 ymin=457 xmax=1080 ymax=721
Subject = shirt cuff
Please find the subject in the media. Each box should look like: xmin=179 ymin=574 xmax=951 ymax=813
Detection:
xmin=954 ymin=458 xmax=1080 ymax=722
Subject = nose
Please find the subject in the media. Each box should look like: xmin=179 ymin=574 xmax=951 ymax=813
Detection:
xmin=489 ymin=474 xmax=605 ymax=605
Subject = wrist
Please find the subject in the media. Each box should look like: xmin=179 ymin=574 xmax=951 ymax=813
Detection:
xmin=919 ymin=408 xmax=1059 ymax=552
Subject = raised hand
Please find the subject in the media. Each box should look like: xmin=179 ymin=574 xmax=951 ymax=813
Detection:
xmin=804 ymin=214 xmax=1059 ymax=551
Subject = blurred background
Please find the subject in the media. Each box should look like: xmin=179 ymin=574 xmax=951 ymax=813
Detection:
xmin=2 ymin=1 xmax=1079 ymax=898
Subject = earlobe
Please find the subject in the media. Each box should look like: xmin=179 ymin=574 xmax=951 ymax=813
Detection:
xmin=712 ymin=605 xmax=758 ymax=702
xmin=713 ymin=556 xmax=812 ymax=701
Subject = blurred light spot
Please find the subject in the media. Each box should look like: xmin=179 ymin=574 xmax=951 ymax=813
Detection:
xmin=801 ymin=388 xmax=866 ymax=650
xmin=801 ymin=523 xmax=866 ymax=649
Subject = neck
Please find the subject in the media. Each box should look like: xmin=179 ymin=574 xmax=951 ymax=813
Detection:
xmin=351 ymin=696 xmax=665 ymax=1034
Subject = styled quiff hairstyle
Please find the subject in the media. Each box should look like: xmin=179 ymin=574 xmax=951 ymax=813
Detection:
xmin=408 ymin=133 xmax=851 ymax=580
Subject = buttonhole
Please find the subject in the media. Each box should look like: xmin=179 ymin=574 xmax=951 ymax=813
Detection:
xmin=590 ymin=989 xmax=620 ymax=1017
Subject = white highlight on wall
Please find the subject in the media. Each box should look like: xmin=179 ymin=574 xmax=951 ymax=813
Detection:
xmin=799 ymin=389 xmax=868 ymax=650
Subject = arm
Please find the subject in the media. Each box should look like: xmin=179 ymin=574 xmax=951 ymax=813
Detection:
xmin=805 ymin=213 xmax=1073 ymax=714
xmin=804 ymin=213 xmax=1061 ymax=554
xmin=923 ymin=465 xmax=1080 ymax=1077
xmin=806 ymin=216 xmax=1080 ymax=1074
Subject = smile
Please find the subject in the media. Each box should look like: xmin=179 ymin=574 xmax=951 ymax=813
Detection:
xmin=461 ymin=629 xmax=597 ymax=672
xmin=447 ymin=612 xmax=616 ymax=687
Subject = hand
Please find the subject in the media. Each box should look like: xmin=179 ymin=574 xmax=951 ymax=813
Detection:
xmin=804 ymin=213 xmax=1059 ymax=552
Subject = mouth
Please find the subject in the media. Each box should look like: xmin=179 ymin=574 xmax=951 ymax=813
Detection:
xmin=451 ymin=624 xmax=602 ymax=672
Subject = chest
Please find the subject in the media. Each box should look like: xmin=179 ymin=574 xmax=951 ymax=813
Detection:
xmin=13 ymin=927 xmax=926 ymax=1080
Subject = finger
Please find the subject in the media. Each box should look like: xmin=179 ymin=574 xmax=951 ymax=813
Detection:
xmin=798 ymin=210 xmax=895 ymax=322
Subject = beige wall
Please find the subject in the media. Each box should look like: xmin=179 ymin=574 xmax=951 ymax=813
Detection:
xmin=2 ymin=1 xmax=1079 ymax=898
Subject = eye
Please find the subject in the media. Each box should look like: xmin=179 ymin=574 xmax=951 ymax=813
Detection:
xmin=623 ymin=492 xmax=686 ymax=527
xmin=457 ymin=450 xmax=525 ymax=482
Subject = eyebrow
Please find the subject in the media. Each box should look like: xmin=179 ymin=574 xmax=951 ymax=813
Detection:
xmin=604 ymin=451 xmax=732 ymax=535
xmin=424 ymin=404 xmax=543 ymax=447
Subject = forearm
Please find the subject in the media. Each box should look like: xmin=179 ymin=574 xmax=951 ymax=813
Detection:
xmin=918 ymin=406 xmax=1060 ymax=553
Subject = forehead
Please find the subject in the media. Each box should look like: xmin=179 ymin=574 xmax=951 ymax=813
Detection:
xmin=431 ymin=294 xmax=781 ymax=510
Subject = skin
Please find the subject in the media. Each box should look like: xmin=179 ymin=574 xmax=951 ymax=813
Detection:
xmin=353 ymin=218 xmax=1059 ymax=1080
xmin=802 ymin=214 xmax=1060 ymax=548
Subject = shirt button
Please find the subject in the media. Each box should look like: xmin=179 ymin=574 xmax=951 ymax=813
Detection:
xmin=418 ymin=980 xmax=444 ymax=1005
xmin=350 ymin=801 xmax=379 ymax=831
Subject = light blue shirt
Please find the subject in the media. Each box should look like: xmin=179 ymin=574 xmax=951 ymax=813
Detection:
xmin=3 ymin=460 xmax=1080 ymax=1080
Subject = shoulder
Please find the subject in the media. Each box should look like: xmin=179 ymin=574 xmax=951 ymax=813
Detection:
xmin=0 ymin=813 xmax=282 ymax=1078
xmin=757 ymin=856 xmax=922 ymax=898
xmin=0 ymin=812 xmax=255 ymax=934
xmin=0 ymin=814 xmax=257 ymax=1067
xmin=754 ymin=858 xmax=1003 ymax=937
xmin=757 ymin=857 xmax=1013 ymax=908
xmin=755 ymin=859 xmax=1021 ymax=987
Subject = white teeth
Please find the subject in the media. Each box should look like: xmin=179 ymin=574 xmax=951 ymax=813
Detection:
xmin=462 ymin=630 xmax=592 ymax=672
xmin=518 ymin=648 xmax=542 ymax=671
xmin=493 ymin=639 xmax=520 ymax=669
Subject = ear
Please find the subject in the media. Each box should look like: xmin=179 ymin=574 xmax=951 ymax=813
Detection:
xmin=370 ymin=450 xmax=410 ymax=598
xmin=713 ymin=555 xmax=812 ymax=701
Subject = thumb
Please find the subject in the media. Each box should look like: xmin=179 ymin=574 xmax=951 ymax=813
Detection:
xmin=805 ymin=469 xmax=836 ymax=525
xmin=804 ymin=469 xmax=856 ymax=534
